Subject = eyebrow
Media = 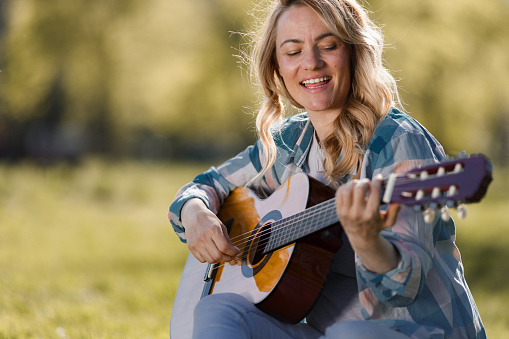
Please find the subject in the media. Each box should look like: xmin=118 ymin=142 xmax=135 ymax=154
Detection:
xmin=279 ymin=33 xmax=336 ymax=48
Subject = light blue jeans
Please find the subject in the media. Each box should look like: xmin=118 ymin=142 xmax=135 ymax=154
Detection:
xmin=193 ymin=293 xmax=410 ymax=339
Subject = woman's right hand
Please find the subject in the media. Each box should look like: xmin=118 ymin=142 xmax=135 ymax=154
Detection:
xmin=181 ymin=198 xmax=241 ymax=264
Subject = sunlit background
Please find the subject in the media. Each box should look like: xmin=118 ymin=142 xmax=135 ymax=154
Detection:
xmin=1 ymin=0 xmax=508 ymax=338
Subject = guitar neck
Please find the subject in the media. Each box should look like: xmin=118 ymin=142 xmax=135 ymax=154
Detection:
xmin=262 ymin=177 xmax=395 ymax=254
xmin=263 ymin=198 xmax=339 ymax=254
xmin=263 ymin=153 xmax=493 ymax=254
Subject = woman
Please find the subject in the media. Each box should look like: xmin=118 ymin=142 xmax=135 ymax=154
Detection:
xmin=168 ymin=0 xmax=486 ymax=338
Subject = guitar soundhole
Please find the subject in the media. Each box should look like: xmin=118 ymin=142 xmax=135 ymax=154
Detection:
xmin=248 ymin=222 xmax=271 ymax=267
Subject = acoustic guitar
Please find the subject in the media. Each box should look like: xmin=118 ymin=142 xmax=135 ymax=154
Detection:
xmin=170 ymin=154 xmax=492 ymax=338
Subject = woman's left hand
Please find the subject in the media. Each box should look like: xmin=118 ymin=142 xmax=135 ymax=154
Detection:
xmin=335 ymin=175 xmax=401 ymax=273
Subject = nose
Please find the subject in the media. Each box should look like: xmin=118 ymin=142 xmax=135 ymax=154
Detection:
xmin=302 ymin=48 xmax=324 ymax=70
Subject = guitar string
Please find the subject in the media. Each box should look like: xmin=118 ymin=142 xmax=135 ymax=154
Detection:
xmin=207 ymin=200 xmax=339 ymax=274
xmin=209 ymin=171 xmax=456 ymax=273
xmin=202 ymin=173 xmax=460 ymax=276
xmin=250 ymin=199 xmax=338 ymax=252
xmin=209 ymin=197 xmax=431 ymax=276
xmin=211 ymin=202 xmax=337 ymax=275
xmin=204 ymin=205 xmax=334 ymax=275
xmin=225 ymin=177 xmax=406 ymax=253
xmin=208 ymin=180 xmax=457 ymax=275
xmin=227 ymin=170 xmax=457 ymax=252
xmin=228 ymin=198 xmax=336 ymax=250
xmin=227 ymin=197 xmax=338 ymax=254
xmin=210 ymin=200 xmax=346 ymax=275
xmin=225 ymin=175 xmax=401 ymax=251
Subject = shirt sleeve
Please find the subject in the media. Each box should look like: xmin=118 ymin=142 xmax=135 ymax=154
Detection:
xmin=356 ymin=125 xmax=447 ymax=307
xmin=167 ymin=140 xmax=265 ymax=243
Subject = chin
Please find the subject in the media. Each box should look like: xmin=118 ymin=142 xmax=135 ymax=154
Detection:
xmin=306 ymin=101 xmax=336 ymax=112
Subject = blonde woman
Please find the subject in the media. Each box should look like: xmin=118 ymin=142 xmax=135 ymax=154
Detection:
xmin=169 ymin=0 xmax=486 ymax=338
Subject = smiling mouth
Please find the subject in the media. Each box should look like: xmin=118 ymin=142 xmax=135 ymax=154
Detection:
xmin=300 ymin=76 xmax=331 ymax=89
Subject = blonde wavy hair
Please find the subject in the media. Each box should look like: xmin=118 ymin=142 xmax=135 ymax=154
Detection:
xmin=249 ymin=0 xmax=400 ymax=187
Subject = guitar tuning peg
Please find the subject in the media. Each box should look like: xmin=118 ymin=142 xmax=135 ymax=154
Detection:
xmin=447 ymin=185 xmax=458 ymax=197
xmin=456 ymin=204 xmax=467 ymax=219
xmin=453 ymin=163 xmax=463 ymax=174
xmin=416 ymin=189 xmax=425 ymax=201
xmin=423 ymin=208 xmax=436 ymax=224
xmin=441 ymin=206 xmax=451 ymax=222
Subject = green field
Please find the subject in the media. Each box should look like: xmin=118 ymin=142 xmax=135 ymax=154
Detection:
xmin=0 ymin=160 xmax=507 ymax=338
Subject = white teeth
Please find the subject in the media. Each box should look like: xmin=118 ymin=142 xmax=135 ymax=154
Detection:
xmin=301 ymin=77 xmax=330 ymax=85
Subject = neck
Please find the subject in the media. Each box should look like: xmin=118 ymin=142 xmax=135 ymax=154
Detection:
xmin=307 ymin=109 xmax=341 ymax=142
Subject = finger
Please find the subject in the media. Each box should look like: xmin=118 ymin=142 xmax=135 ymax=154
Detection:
xmin=201 ymin=247 xmax=219 ymax=264
xmin=220 ymin=224 xmax=241 ymax=256
xmin=380 ymin=203 xmax=401 ymax=229
xmin=352 ymin=179 xmax=370 ymax=203
xmin=212 ymin=239 xmax=240 ymax=262
xmin=195 ymin=239 xmax=228 ymax=264
xmin=222 ymin=239 xmax=241 ymax=258
xmin=188 ymin=243 xmax=207 ymax=263
xmin=351 ymin=179 xmax=370 ymax=217
xmin=366 ymin=175 xmax=383 ymax=212
xmin=336 ymin=180 xmax=357 ymax=209
xmin=187 ymin=230 xmax=220 ymax=263
xmin=208 ymin=229 xmax=240 ymax=261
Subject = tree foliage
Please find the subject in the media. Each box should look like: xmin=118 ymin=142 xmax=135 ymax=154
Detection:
xmin=370 ymin=0 xmax=509 ymax=159
xmin=0 ymin=0 xmax=508 ymax=163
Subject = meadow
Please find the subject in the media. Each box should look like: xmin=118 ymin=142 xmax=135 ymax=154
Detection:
xmin=0 ymin=159 xmax=508 ymax=338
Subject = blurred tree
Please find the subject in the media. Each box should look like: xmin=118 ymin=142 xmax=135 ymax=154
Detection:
xmin=0 ymin=0 xmax=256 ymax=160
xmin=0 ymin=0 xmax=507 ymax=163
xmin=369 ymin=0 xmax=509 ymax=159
xmin=0 ymin=0 xmax=142 ymax=157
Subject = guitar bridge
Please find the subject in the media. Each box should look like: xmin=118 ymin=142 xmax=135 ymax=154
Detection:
xmin=203 ymin=263 xmax=219 ymax=282
xmin=200 ymin=218 xmax=234 ymax=298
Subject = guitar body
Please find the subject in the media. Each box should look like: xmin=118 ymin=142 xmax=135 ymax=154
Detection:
xmin=170 ymin=172 xmax=343 ymax=339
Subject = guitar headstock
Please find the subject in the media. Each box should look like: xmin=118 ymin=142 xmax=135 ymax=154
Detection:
xmin=383 ymin=154 xmax=493 ymax=223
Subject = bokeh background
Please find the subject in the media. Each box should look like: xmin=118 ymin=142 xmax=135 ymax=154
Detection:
xmin=1 ymin=0 xmax=508 ymax=338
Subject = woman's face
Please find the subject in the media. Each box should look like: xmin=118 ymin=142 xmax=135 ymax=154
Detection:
xmin=275 ymin=5 xmax=351 ymax=118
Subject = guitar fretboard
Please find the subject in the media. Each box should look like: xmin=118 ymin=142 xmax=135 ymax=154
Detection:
xmin=263 ymin=199 xmax=339 ymax=254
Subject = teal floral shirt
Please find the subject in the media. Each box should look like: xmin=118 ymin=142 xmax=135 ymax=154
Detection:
xmin=168 ymin=108 xmax=486 ymax=339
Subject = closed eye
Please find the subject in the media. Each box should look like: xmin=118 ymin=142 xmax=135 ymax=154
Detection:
xmin=287 ymin=51 xmax=301 ymax=57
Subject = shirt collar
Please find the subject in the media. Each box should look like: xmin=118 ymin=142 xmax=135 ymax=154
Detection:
xmin=291 ymin=118 xmax=315 ymax=168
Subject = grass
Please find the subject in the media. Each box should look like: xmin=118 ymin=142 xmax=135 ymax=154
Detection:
xmin=453 ymin=168 xmax=509 ymax=338
xmin=0 ymin=159 xmax=208 ymax=338
xmin=0 ymin=159 xmax=507 ymax=338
